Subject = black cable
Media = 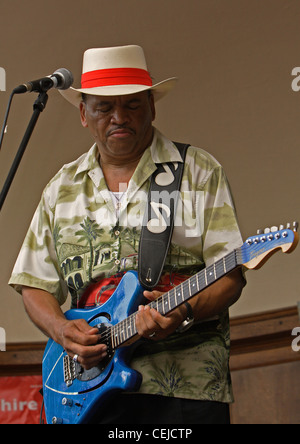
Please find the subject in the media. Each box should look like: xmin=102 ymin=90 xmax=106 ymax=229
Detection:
xmin=0 ymin=91 xmax=15 ymax=152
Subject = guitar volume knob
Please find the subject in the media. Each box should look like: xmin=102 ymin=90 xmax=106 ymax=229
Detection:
xmin=52 ymin=416 xmax=63 ymax=424
xmin=62 ymin=397 xmax=73 ymax=407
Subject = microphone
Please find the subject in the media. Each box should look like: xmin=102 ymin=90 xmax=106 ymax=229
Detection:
xmin=13 ymin=68 xmax=74 ymax=94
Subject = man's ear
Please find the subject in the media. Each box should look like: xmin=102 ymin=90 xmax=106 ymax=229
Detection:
xmin=149 ymin=93 xmax=156 ymax=122
xmin=79 ymin=101 xmax=88 ymax=128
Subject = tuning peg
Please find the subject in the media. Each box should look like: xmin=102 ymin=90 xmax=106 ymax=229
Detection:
xmin=286 ymin=223 xmax=291 ymax=229
xmin=293 ymin=221 xmax=299 ymax=232
xmin=257 ymin=229 xmax=264 ymax=235
xmin=271 ymin=226 xmax=278 ymax=232
xmin=279 ymin=225 xmax=284 ymax=230
xmin=264 ymin=227 xmax=271 ymax=234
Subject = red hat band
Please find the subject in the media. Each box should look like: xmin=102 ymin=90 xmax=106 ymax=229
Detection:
xmin=81 ymin=67 xmax=153 ymax=89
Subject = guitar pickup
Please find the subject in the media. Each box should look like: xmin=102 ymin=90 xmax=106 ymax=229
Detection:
xmin=63 ymin=355 xmax=76 ymax=387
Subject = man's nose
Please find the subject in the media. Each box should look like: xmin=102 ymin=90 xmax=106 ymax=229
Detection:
xmin=110 ymin=106 xmax=130 ymax=125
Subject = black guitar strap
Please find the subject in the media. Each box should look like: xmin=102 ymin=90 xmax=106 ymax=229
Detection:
xmin=138 ymin=142 xmax=190 ymax=290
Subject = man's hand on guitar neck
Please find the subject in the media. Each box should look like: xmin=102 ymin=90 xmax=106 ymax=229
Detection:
xmin=136 ymin=290 xmax=188 ymax=341
xmin=136 ymin=269 xmax=245 ymax=340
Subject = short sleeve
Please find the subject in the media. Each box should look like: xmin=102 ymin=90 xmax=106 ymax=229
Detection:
xmin=201 ymin=166 xmax=243 ymax=266
xmin=9 ymin=191 xmax=68 ymax=306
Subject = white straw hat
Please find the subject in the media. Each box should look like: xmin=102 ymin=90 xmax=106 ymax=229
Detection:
xmin=60 ymin=45 xmax=177 ymax=107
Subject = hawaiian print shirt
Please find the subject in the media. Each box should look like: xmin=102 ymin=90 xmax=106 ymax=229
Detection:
xmin=9 ymin=128 xmax=243 ymax=402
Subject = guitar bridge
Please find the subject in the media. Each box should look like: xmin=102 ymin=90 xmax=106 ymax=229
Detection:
xmin=63 ymin=355 xmax=76 ymax=387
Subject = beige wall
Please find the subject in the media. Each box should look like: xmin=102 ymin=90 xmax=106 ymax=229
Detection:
xmin=0 ymin=0 xmax=299 ymax=343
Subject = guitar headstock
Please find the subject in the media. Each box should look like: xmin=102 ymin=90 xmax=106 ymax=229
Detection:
xmin=240 ymin=222 xmax=299 ymax=270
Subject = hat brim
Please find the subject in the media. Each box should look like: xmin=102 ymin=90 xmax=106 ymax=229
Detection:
xmin=59 ymin=77 xmax=177 ymax=108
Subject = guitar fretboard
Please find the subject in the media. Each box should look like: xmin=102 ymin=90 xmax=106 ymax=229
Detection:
xmin=107 ymin=248 xmax=241 ymax=350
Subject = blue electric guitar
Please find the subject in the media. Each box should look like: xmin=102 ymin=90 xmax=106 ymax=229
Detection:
xmin=42 ymin=223 xmax=298 ymax=424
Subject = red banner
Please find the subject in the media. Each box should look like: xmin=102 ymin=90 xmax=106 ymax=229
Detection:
xmin=0 ymin=375 xmax=43 ymax=424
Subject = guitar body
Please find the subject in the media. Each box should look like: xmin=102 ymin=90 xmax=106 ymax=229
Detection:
xmin=42 ymin=271 xmax=145 ymax=424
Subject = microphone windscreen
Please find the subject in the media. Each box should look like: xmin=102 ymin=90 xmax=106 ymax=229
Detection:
xmin=53 ymin=68 xmax=74 ymax=90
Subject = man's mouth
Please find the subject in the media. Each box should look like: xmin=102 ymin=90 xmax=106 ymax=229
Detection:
xmin=108 ymin=127 xmax=135 ymax=138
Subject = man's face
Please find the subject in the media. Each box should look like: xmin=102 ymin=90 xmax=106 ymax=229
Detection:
xmin=79 ymin=91 xmax=156 ymax=162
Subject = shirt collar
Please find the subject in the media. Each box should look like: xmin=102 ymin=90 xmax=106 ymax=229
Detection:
xmin=75 ymin=144 xmax=100 ymax=177
xmin=150 ymin=129 xmax=184 ymax=164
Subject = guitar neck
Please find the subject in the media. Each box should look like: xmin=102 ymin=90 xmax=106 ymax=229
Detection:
xmin=150 ymin=249 xmax=240 ymax=315
xmin=108 ymin=248 xmax=241 ymax=350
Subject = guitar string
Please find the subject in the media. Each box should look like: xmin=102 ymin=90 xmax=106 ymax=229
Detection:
xmin=98 ymin=250 xmax=240 ymax=347
xmin=97 ymin=235 xmax=290 ymax=347
xmin=100 ymin=247 xmax=247 ymax=346
xmin=100 ymin=246 xmax=247 ymax=346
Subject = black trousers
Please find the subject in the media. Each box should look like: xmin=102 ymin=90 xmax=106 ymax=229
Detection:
xmin=92 ymin=393 xmax=230 ymax=424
